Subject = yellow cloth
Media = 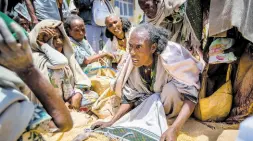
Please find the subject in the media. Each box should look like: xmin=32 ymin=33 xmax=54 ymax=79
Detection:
xmin=194 ymin=64 xmax=233 ymax=121
xmin=90 ymin=76 xmax=112 ymax=96
xmin=91 ymin=88 xmax=121 ymax=119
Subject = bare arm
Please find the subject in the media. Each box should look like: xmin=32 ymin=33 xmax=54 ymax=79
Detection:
xmin=91 ymin=103 xmax=133 ymax=129
xmin=171 ymin=100 xmax=195 ymax=130
xmin=0 ymin=19 xmax=73 ymax=131
xmin=83 ymin=52 xmax=114 ymax=66
xmin=109 ymin=103 xmax=133 ymax=124
xmin=160 ymin=100 xmax=196 ymax=141
xmin=24 ymin=0 xmax=38 ymax=24
xmin=17 ymin=67 xmax=73 ymax=131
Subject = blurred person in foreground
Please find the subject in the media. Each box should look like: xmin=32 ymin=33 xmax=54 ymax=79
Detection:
xmin=0 ymin=10 xmax=72 ymax=141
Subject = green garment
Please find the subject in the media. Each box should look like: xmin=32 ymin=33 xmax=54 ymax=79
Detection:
xmin=0 ymin=12 xmax=28 ymax=39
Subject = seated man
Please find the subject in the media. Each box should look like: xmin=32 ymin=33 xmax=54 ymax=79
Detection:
xmin=92 ymin=24 xmax=203 ymax=141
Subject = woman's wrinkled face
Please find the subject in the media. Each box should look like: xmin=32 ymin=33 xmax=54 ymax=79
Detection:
xmin=138 ymin=0 xmax=158 ymax=19
xmin=53 ymin=28 xmax=64 ymax=53
xmin=129 ymin=30 xmax=156 ymax=67
xmin=69 ymin=19 xmax=85 ymax=42
xmin=105 ymin=16 xmax=123 ymax=37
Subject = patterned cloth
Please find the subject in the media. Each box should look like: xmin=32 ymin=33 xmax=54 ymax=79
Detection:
xmin=18 ymin=105 xmax=54 ymax=141
xmin=48 ymin=68 xmax=99 ymax=108
xmin=48 ymin=68 xmax=75 ymax=101
xmin=27 ymin=106 xmax=53 ymax=132
xmin=80 ymin=90 xmax=99 ymax=110
xmin=69 ymin=37 xmax=96 ymax=67
xmin=93 ymin=126 xmax=160 ymax=141
xmin=69 ymin=37 xmax=115 ymax=77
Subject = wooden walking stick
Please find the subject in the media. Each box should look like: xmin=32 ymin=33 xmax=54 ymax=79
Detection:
xmin=56 ymin=0 xmax=64 ymax=22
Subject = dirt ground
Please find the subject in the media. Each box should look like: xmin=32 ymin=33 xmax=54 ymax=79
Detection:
xmin=178 ymin=118 xmax=239 ymax=141
xmin=43 ymin=113 xmax=239 ymax=141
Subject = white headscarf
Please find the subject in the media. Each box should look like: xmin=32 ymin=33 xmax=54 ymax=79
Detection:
xmin=29 ymin=20 xmax=91 ymax=88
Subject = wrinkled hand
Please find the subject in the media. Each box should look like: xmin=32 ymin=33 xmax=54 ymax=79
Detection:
xmin=105 ymin=52 xmax=116 ymax=60
xmin=91 ymin=121 xmax=113 ymax=130
xmin=160 ymin=127 xmax=179 ymax=141
xmin=0 ymin=18 xmax=33 ymax=73
xmin=37 ymin=27 xmax=57 ymax=45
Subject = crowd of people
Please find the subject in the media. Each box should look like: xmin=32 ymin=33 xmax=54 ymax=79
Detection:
xmin=0 ymin=0 xmax=252 ymax=141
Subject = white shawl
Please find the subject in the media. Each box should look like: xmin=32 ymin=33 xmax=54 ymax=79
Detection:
xmin=29 ymin=20 xmax=91 ymax=88
xmin=114 ymin=41 xmax=203 ymax=98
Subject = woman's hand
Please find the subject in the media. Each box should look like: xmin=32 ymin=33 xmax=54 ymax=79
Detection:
xmin=91 ymin=121 xmax=113 ymax=130
xmin=160 ymin=100 xmax=196 ymax=141
xmin=160 ymin=127 xmax=179 ymax=141
xmin=37 ymin=27 xmax=56 ymax=45
xmin=105 ymin=52 xmax=116 ymax=60
xmin=0 ymin=18 xmax=33 ymax=73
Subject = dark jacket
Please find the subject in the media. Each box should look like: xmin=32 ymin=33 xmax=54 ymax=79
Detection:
xmin=74 ymin=0 xmax=93 ymax=25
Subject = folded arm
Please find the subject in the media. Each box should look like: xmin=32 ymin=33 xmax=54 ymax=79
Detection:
xmin=41 ymin=43 xmax=68 ymax=69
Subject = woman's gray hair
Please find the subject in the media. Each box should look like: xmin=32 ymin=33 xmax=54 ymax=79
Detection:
xmin=64 ymin=14 xmax=83 ymax=35
xmin=133 ymin=23 xmax=171 ymax=54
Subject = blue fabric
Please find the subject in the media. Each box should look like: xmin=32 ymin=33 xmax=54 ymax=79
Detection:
xmin=70 ymin=37 xmax=96 ymax=66
xmin=237 ymin=117 xmax=253 ymax=141
xmin=85 ymin=24 xmax=109 ymax=53
xmin=27 ymin=105 xmax=52 ymax=131
xmin=33 ymin=0 xmax=70 ymax=20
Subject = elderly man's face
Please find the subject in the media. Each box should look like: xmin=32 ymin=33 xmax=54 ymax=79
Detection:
xmin=138 ymin=0 xmax=157 ymax=19
xmin=129 ymin=30 xmax=156 ymax=67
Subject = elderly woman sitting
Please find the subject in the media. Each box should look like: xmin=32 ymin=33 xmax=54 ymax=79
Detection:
xmin=64 ymin=15 xmax=115 ymax=70
xmin=92 ymin=24 xmax=203 ymax=141
xmin=103 ymin=15 xmax=133 ymax=66
xmin=29 ymin=19 xmax=98 ymax=110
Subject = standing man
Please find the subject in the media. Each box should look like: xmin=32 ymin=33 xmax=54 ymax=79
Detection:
xmin=21 ymin=0 xmax=70 ymax=22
